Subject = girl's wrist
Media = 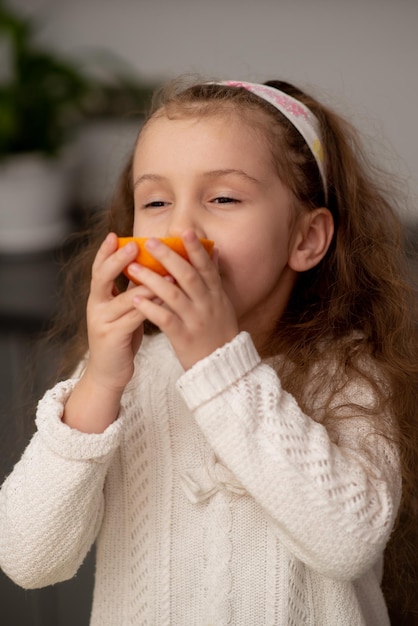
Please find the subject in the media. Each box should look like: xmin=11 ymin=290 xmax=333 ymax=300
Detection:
xmin=62 ymin=369 xmax=125 ymax=434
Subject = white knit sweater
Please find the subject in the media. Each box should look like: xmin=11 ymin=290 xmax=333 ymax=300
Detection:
xmin=0 ymin=332 xmax=400 ymax=625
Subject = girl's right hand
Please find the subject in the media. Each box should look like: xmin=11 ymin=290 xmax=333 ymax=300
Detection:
xmin=85 ymin=232 xmax=150 ymax=391
xmin=62 ymin=233 xmax=152 ymax=433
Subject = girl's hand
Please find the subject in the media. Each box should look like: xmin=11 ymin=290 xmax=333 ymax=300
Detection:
xmin=129 ymin=230 xmax=239 ymax=370
xmin=64 ymin=232 xmax=156 ymax=433
xmin=84 ymin=232 xmax=152 ymax=391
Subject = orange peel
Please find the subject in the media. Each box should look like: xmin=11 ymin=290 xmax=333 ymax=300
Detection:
xmin=117 ymin=236 xmax=215 ymax=284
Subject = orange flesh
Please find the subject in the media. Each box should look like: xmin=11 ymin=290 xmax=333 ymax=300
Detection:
xmin=117 ymin=236 xmax=215 ymax=284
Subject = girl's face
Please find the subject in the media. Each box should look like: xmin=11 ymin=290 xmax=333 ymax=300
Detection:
xmin=132 ymin=112 xmax=300 ymax=342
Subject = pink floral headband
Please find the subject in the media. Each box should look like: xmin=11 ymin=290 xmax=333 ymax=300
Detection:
xmin=218 ymin=80 xmax=327 ymax=202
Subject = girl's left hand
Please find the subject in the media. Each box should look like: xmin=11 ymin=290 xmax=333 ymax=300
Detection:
xmin=129 ymin=230 xmax=239 ymax=370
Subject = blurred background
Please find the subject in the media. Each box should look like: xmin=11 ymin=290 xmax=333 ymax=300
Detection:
xmin=0 ymin=0 xmax=417 ymax=624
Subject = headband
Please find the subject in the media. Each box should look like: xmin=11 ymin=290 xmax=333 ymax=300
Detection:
xmin=218 ymin=80 xmax=327 ymax=201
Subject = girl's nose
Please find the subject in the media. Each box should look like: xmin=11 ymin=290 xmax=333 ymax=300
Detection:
xmin=167 ymin=209 xmax=206 ymax=240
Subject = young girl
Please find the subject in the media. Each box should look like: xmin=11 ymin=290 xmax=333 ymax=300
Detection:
xmin=1 ymin=78 xmax=417 ymax=626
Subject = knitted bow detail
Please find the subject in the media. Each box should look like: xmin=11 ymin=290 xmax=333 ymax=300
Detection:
xmin=180 ymin=457 xmax=246 ymax=504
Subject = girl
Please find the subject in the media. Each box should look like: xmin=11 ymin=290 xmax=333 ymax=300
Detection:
xmin=1 ymin=78 xmax=417 ymax=626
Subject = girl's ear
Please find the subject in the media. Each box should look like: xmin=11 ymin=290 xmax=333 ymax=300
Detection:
xmin=288 ymin=208 xmax=334 ymax=272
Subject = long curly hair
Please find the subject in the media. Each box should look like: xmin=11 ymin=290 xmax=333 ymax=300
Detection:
xmin=49 ymin=77 xmax=418 ymax=621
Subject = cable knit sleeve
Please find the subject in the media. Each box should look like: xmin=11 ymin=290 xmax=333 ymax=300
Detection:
xmin=0 ymin=379 xmax=124 ymax=589
xmin=177 ymin=332 xmax=401 ymax=582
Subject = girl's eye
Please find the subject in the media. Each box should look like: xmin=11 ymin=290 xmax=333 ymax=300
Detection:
xmin=143 ymin=200 xmax=169 ymax=208
xmin=212 ymin=196 xmax=239 ymax=204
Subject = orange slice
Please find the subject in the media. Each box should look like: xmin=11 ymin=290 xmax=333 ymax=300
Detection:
xmin=117 ymin=236 xmax=215 ymax=284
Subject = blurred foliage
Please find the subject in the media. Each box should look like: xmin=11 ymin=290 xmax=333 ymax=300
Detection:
xmin=78 ymin=47 xmax=157 ymax=120
xmin=0 ymin=1 xmax=156 ymax=159
xmin=0 ymin=1 xmax=88 ymax=157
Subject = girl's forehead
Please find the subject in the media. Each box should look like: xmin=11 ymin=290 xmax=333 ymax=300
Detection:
xmin=136 ymin=108 xmax=267 ymax=149
xmin=132 ymin=109 xmax=278 ymax=182
xmin=133 ymin=116 xmax=272 ymax=182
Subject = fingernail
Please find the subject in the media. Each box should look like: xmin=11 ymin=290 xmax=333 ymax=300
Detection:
xmin=183 ymin=230 xmax=197 ymax=243
xmin=145 ymin=238 xmax=160 ymax=250
xmin=124 ymin=242 xmax=137 ymax=254
xmin=128 ymin=263 xmax=141 ymax=275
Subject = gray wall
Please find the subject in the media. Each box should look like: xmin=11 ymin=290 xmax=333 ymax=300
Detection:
xmin=9 ymin=0 xmax=418 ymax=222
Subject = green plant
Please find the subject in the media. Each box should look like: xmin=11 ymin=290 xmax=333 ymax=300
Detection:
xmin=0 ymin=1 xmax=87 ymax=158
xmin=77 ymin=47 xmax=157 ymax=120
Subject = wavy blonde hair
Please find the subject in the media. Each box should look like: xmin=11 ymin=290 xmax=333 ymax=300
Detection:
xmin=49 ymin=77 xmax=418 ymax=621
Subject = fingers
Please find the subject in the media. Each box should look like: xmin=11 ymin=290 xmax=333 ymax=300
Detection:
xmin=88 ymin=234 xmax=148 ymax=334
xmin=91 ymin=233 xmax=139 ymax=301
xmin=88 ymin=232 xmax=168 ymax=331
xmin=181 ymin=229 xmax=218 ymax=285
xmin=103 ymin=283 xmax=157 ymax=323
xmin=127 ymin=231 xmax=222 ymax=328
xmin=124 ymin=230 xmax=239 ymax=369
xmin=132 ymin=277 xmax=186 ymax=334
xmin=128 ymin=230 xmax=219 ymax=297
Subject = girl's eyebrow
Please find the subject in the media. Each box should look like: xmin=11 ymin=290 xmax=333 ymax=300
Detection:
xmin=134 ymin=173 xmax=166 ymax=189
xmin=134 ymin=169 xmax=261 ymax=189
xmin=203 ymin=169 xmax=262 ymax=185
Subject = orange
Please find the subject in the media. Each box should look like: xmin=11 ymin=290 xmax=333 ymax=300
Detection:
xmin=117 ymin=236 xmax=215 ymax=284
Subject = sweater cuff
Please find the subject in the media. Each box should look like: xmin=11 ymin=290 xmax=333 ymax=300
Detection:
xmin=35 ymin=379 xmax=124 ymax=462
xmin=176 ymin=332 xmax=261 ymax=411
